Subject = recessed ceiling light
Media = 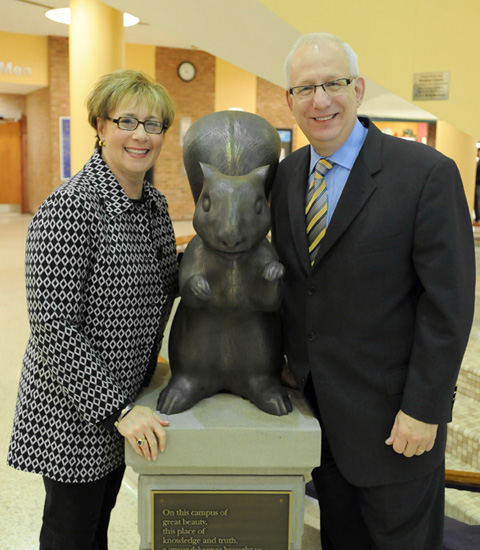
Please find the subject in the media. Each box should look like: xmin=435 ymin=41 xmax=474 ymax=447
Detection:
xmin=45 ymin=8 xmax=139 ymax=27
xmin=45 ymin=8 xmax=70 ymax=24
xmin=123 ymin=13 xmax=139 ymax=27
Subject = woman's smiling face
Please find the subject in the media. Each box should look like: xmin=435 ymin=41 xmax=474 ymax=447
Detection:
xmin=97 ymin=99 xmax=165 ymax=194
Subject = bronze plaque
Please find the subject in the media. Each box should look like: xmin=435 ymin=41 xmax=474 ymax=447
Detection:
xmin=152 ymin=490 xmax=291 ymax=550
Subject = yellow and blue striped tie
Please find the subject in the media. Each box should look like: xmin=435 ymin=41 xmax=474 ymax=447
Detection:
xmin=306 ymin=158 xmax=333 ymax=265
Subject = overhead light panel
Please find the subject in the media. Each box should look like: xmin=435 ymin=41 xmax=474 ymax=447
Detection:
xmin=45 ymin=8 xmax=139 ymax=27
xmin=123 ymin=13 xmax=139 ymax=27
xmin=45 ymin=7 xmax=70 ymax=24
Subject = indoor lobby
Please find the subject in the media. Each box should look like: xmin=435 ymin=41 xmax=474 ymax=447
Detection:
xmin=1 ymin=220 xmax=480 ymax=548
xmin=1 ymin=1 xmax=480 ymax=549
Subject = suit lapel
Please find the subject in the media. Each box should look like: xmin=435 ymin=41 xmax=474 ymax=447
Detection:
xmin=312 ymin=119 xmax=383 ymax=267
xmin=286 ymin=148 xmax=311 ymax=272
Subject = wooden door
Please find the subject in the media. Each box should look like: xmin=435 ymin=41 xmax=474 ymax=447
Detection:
xmin=0 ymin=121 xmax=22 ymax=205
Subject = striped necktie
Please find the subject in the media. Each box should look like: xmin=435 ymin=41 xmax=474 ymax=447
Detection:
xmin=306 ymin=158 xmax=333 ymax=265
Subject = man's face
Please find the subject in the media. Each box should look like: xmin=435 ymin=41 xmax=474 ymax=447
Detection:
xmin=286 ymin=39 xmax=365 ymax=157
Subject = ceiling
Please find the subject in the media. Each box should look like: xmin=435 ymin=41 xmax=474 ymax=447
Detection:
xmin=0 ymin=0 xmax=437 ymax=122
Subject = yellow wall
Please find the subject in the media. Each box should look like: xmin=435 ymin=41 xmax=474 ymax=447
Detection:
xmin=259 ymin=0 xmax=477 ymax=214
xmin=125 ymin=44 xmax=156 ymax=78
xmin=0 ymin=31 xmax=48 ymax=89
xmin=259 ymin=0 xmax=480 ymax=141
xmin=436 ymin=121 xmax=477 ymax=213
xmin=296 ymin=127 xmax=309 ymax=149
xmin=215 ymin=58 xmax=257 ymax=113
xmin=0 ymin=33 xmax=157 ymax=92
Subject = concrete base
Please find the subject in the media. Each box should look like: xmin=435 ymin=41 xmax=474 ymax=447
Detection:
xmin=125 ymin=365 xmax=321 ymax=550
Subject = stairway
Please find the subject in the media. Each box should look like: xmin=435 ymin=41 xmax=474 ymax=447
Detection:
xmin=444 ymin=234 xmax=480 ymax=525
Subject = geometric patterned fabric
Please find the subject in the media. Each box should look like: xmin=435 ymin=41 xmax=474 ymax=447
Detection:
xmin=306 ymin=158 xmax=333 ymax=265
xmin=7 ymin=149 xmax=179 ymax=482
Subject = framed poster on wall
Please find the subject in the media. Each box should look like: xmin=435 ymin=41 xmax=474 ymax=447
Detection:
xmin=60 ymin=116 xmax=71 ymax=180
xmin=277 ymin=128 xmax=292 ymax=160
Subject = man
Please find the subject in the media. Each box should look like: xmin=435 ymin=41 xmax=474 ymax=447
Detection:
xmin=474 ymin=147 xmax=480 ymax=221
xmin=271 ymin=33 xmax=475 ymax=549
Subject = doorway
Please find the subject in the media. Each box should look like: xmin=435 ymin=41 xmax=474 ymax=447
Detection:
xmin=0 ymin=120 xmax=23 ymax=211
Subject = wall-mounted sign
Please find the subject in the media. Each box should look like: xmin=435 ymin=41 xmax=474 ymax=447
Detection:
xmin=0 ymin=62 xmax=32 ymax=77
xmin=413 ymin=71 xmax=450 ymax=101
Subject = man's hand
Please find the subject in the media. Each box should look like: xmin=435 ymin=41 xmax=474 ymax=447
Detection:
xmin=280 ymin=363 xmax=298 ymax=389
xmin=385 ymin=409 xmax=438 ymax=457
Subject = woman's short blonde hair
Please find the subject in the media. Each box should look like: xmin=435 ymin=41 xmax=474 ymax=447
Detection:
xmin=87 ymin=69 xmax=175 ymax=147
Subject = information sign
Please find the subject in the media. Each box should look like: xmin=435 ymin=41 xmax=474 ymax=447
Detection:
xmin=152 ymin=490 xmax=291 ymax=550
xmin=413 ymin=71 xmax=450 ymax=101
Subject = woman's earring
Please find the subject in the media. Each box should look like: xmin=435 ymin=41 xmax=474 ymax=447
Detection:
xmin=99 ymin=139 xmax=106 ymax=147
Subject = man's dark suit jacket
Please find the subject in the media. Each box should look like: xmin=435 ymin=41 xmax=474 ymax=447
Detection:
xmin=271 ymin=117 xmax=476 ymax=487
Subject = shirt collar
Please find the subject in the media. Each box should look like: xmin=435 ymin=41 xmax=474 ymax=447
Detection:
xmin=309 ymin=118 xmax=368 ymax=175
xmin=85 ymin=149 xmax=161 ymax=216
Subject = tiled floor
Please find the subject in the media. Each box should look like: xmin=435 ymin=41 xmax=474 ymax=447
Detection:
xmin=2 ymin=213 xmax=479 ymax=549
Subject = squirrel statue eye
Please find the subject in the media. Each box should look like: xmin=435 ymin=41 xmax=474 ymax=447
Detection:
xmin=255 ymin=198 xmax=264 ymax=214
xmin=202 ymin=196 xmax=211 ymax=212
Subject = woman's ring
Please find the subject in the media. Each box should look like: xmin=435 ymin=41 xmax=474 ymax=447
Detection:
xmin=137 ymin=437 xmax=146 ymax=447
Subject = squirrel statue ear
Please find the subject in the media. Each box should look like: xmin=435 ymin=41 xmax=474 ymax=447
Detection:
xmin=199 ymin=162 xmax=218 ymax=180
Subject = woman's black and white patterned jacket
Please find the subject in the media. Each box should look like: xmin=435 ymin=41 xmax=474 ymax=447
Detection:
xmin=8 ymin=149 xmax=179 ymax=483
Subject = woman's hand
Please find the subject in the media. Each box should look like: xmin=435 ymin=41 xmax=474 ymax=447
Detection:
xmin=116 ymin=405 xmax=169 ymax=461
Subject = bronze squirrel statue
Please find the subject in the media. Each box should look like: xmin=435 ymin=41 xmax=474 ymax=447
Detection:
xmin=157 ymin=111 xmax=292 ymax=416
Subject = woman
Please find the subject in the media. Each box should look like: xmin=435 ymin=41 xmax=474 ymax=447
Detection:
xmin=7 ymin=70 xmax=179 ymax=549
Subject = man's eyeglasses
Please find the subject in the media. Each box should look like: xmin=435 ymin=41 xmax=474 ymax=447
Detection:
xmin=289 ymin=78 xmax=354 ymax=99
xmin=106 ymin=116 xmax=166 ymax=135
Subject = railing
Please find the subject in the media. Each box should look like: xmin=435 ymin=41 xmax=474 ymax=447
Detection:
xmin=446 ymin=469 xmax=480 ymax=493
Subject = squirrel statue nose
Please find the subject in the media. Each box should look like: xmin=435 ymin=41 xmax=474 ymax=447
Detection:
xmin=219 ymin=226 xmax=243 ymax=249
xmin=215 ymin=209 xmax=245 ymax=250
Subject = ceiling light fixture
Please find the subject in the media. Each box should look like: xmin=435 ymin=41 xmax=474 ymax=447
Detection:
xmin=45 ymin=8 xmax=139 ymax=27
xmin=45 ymin=7 xmax=70 ymax=24
xmin=123 ymin=13 xmax=139 ymax=27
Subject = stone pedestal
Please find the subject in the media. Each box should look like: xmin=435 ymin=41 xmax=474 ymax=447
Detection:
xmin=125 ymin=365 xmax=321 ymax=550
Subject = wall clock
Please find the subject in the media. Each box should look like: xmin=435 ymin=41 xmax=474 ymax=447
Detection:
xmin=177 ymin=61 xmax=196 ymax=82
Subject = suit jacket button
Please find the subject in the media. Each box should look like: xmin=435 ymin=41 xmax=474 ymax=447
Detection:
xmin=308 ymin=331 xmax=316 ymax=341
xmin=307 ymin=285 xmax=316 ymax=296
